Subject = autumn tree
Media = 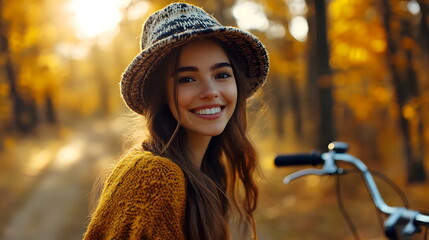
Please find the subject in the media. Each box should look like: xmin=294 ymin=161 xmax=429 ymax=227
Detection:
xmin=416 ymin=0 xmax=428 ymax=62
xmin=306 ymin=0 xmax=335 ymax=150
xmin=0 ymin=0 xmax=38 ymax=133
xmin=0 ymin=0 xmax=72 ymax=134
xmin=379 ymin=0 xmax=427 ymax=182
xmin=238 ymin=0 xmax=311 ymax=146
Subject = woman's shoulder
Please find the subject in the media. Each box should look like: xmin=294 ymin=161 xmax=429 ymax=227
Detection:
xmin=100 ymin=149 xmax=186 ymax=202
xmin=84 ymin=149 xmax=187 ymax=240
xmin=123 ymin=149 xmax=182 ymax=170
xmin=112 ymin=149 xmax=185 ymax=183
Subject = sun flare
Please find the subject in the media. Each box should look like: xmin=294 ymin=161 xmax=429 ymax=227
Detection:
xmin=67 ymin=0 xmax=125 ymax=39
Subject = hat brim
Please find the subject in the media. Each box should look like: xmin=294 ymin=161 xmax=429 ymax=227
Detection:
xmin=120 ymin=26 xmax=269 ymax=114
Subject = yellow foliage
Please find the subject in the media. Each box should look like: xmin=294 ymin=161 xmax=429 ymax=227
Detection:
xmin=402 ymin=104 xmax=415 ymax=120
xmin=329 ymin=0 xmax=387 ymax=70
xmin=371 ymin=39 xmax=387 ymax=53
xmin=349 ymin=47 xmax=369 ymax=63
xmin=371 ymin=86 xmax=392 ymax=103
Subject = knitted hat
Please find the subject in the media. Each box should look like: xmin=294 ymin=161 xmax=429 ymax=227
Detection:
xmin=120 ymin=2 xmax=269 ymax=114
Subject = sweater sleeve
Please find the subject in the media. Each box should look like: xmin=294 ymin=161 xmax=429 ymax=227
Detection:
xmin=83 ymin=151 xmax=186 ymax=240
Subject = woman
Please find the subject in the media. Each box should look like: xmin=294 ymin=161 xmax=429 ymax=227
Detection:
xmin=83 ymin=2 xmax=269 ymax=240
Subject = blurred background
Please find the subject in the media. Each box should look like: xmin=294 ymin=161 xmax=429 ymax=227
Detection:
xmin=0 ymin=0 xmax=428 ymax=239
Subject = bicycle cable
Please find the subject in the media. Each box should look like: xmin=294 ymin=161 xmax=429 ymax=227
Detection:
xmin=367 ymin=169 xmax=417 ymax=239
xmin=368 ymin=172 xmax=429 ymax=240
xmin=335 ymin=167 xmax=414 ymax=239
xmin=369 ymin=169 xmax=410 ymax=208
xmin=335 ymin=173 xmax=360 ymax=240
xmin=359 ymin=169 xmax=391 ymax=237
xmin=337 ymin=169 xmax=385 ymax=237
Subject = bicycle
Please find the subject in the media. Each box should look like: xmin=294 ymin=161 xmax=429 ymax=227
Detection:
xmin=274 ymin=141 xmax=429 ymax=240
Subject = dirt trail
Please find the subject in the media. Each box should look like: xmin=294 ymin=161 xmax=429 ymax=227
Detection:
xmin=1 ymin=120 xmax=124 ymax=240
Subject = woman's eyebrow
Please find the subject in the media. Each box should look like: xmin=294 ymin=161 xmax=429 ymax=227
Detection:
xmin=173 ymin=62 xmax=232 ymax=76
xmin=172 ymin=66 xmax=198 ymax=76
xmin=211 ymin=62 xmax=232 ymax=70
xmin=176 ymin=66 xmax=198 ymax=73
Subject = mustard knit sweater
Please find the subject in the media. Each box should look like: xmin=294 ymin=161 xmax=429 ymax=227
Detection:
xmin=83 ymin=150 xmax=186 ymax=240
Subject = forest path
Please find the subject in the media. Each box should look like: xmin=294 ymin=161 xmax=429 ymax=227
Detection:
xmin=0 ymin=120 xmax=125 ymax=240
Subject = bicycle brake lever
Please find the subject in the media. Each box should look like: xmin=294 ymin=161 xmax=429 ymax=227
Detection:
xmin=283 ymin=168 xmax=336 ymax=184
xmin=402 ymin=211 xmax=420 ymax=235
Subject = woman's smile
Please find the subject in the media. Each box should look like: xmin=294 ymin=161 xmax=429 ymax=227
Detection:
xmin=191 ymin=105 xmax=225 ymax=119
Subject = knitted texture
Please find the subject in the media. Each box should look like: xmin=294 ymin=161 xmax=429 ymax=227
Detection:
xmin=120 ymin=2 xmax=269 ymax=115
xmin=83 ymin=150 xmax=186 ymax=240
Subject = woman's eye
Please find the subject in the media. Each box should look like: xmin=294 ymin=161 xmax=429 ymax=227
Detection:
xmin=216 ymin=72 xmax=231 ymax=79
xmin=178 ymin=77 xmax=194 ymax=83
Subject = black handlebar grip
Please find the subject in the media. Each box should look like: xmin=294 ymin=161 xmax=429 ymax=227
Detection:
xmin=274 ymin=153 xmax=324 ymax=167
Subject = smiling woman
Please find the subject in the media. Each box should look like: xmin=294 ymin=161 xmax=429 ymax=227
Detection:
xmin=82 ymin=2 xmax=269 ymax=240
xmin=66 ymin=0 xmax=125 ymax=39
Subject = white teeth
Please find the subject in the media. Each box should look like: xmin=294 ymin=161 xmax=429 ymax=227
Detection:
xmin=195 ymin=107 xmax=221 ymax=115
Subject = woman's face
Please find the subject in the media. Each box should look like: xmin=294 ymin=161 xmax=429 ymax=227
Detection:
xmin=166 ymin=39 xmax=237 ymax=139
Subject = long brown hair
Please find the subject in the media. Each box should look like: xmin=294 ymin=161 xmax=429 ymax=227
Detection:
xmin=141 ymin=38 xmax=259 ymax=240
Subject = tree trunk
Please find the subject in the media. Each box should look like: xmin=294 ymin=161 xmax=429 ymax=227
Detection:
xmin=45 ymin=93 xmax=56 ymax=124
xmin=288 ymin=78 xmax=303 ymax=138
xmin=91 ymin=44 xmax=110 ymax=117
xmin=416 ymin=0 xmax=428 ymax=59
xmin=0 ymin=1 xmax=37 ymax=133
xmin=271 ymin=75 xmax=286 ymax=138
xmin=306 ymin=0 xmax=335 ymax=151
xmin=380 ymin=0 xmax=426 ymax=183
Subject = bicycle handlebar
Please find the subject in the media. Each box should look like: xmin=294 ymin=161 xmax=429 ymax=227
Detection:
xmin=274 ymin=153 xmax=324 ymax=166
xmin=275 ymin=141 xmax=429 ymax=238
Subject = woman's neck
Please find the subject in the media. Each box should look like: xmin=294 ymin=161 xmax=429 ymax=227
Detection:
xmin=186 ymin=131 xmax=212 ymax=168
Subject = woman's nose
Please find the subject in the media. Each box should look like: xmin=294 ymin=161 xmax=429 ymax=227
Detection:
xmin=199 ymin=80 xmax=219 ymax=99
